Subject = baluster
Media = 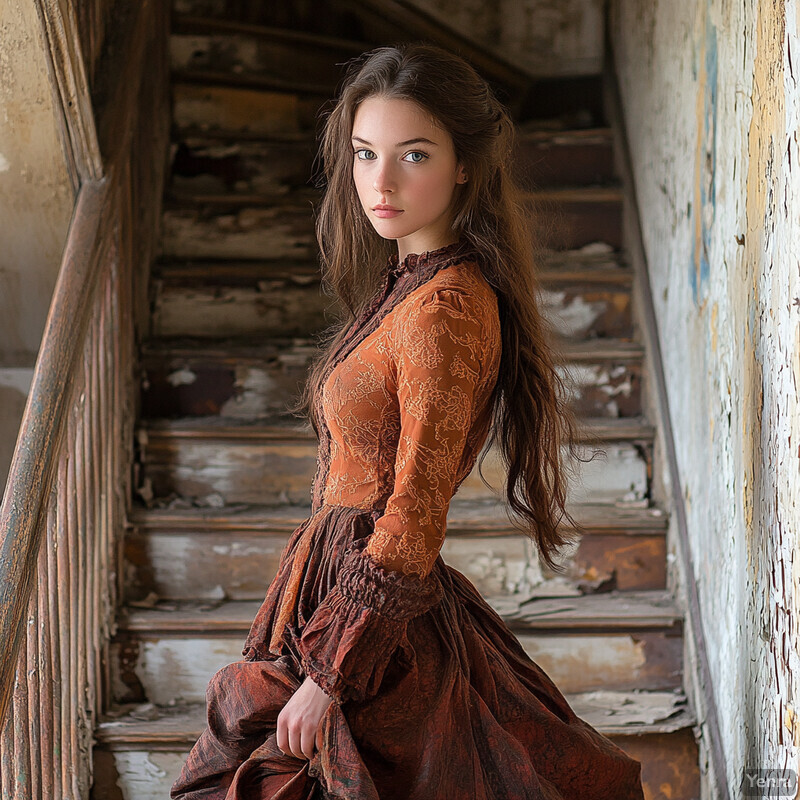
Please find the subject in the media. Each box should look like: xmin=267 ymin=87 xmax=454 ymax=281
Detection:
xmin=12 ymin=651 xmax=31 ymax=799
xmin=56 ymin=453 xmax=73 ymax=797
xmin=89 ymin=309 xmax=102 ymax=724
xmin=81 ymin=342 xmax=96 ymax=751
xmin=1 ymin=685 xmax=14 ymax=798
xmin=45 ymin=499 xmax=60 ymax=799
xmin=66 ymin=412 xmax=80 ymax=799
xmin=75 ymin=383 xmax=90 ymax=798
xmin=25 ymin=558 xmax=41 ymax=800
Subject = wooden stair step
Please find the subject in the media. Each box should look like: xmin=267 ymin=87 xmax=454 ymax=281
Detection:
xmin=172 ymin=67 xmax=332 ymax=97
xmin=170 ymin=0 xmax=371 ymax=43
xmin=528 ymin=188 xmax=622 ymax=250
xmin=130 ymin=496 xmax=668 ymax=534
xmin=537 ymin=241 xmax=628 ymax=270
xmin=169 ymin=137 xmax=318 ymax=198
xmin=139 ymin=335 xmax=643 ymax=420
xmin=160 ymin=202 xmax=317 ymax=261
xmin=109 ymin=591 xmax=683 ymax=701
xmin=160 ymin=188 xmax=622 ymax=257
xmin=94 ymin=688 xmax=694 ymax=746
xmin=169 ymin=120 xmax=617 ymax=147
xmin=149 ymin=279 xmax=335 ymax=339
xmin=117 ymin=590 xmax=681 ymax=634
xmin=170 ymin=18 xmax=367 ymax=96
xmin=174 ymin=123 xmax=314 ymax=143
xmin=171 ymin=17 xmax=368 ymax=59
xmin=152 ymin=246 xmax=631 ymax=282
xmin=165 ymin=185 xmax=621 ymax=208
xmin=172 ymin=82 xmax=320 ymax=137
xmin=560 ymin=338 xmax=643 ymax=359
xmin=123 ymin=524 xmax=667 ymax=602
xmin=163 ymin=189 xmax=322 ymax=207
xmin=167 ymin=125 xmax=617 ymax=195
xmin=172 ymin=15 xmax=370 ymax=53
xmin=539 ymin=270 xmax=634 ymax=340
xmin=149 ymin=262 xmax=634 ymax=290
xmin=149 ymin=255 xmax=634 ymax=340
xmin=92 ymin=692 xmax=699 ymax=799
xmin=517 ymin=126 xmax=614 ymax=144
xmin=138 ymin=414 xmax=654 ymax=442
xmin=171 ymin=122 xmax=616 ymax=148
xmin=124 ymin=498 xmax=668 ymax=602
xmin=134 ymin=416 xmax=653 ymax=507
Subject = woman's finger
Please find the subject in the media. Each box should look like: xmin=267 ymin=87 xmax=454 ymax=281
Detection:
xmin=301 ymin=724 xmax=316 ymax=760
xmin=288 ymin=725 xmax=303 ymax=760
xmin=276 ymin=714 xmax=289 ymax=756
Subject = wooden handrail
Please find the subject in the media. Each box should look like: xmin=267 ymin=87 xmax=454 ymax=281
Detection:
xmin=0 ymin=179 xmax=107 ymax=722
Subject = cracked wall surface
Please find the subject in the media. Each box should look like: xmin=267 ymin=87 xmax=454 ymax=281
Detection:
xmin=611 ymin=0 xmax=800 ymax=794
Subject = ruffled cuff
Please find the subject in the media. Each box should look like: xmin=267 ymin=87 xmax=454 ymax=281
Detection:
xmin=288 ymin=536 xmax=443 ymax=704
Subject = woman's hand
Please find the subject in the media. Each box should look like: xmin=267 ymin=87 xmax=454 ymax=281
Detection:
xmin=276 ymin=675 xmax=333 ymax=760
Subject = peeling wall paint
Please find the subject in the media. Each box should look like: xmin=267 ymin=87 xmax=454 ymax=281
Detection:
xmin=611 ymin=0 xmax=800 ymax=794
xmin=406 ymin=0 xmax=605 ymax=77
xmin=691 ymin=2 xmax=717 ymax=306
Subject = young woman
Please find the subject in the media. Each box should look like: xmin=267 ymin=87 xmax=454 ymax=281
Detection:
xmin=171 ymin=43 xmax=646 ymax=800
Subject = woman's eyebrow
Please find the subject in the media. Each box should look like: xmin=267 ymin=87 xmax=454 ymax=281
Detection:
xmin=351 ymin=136 xmax=439 ymax=147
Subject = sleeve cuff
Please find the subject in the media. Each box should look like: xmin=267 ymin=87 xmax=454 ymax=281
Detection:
xmin=289 ymin=536 xmax=444 ymax=704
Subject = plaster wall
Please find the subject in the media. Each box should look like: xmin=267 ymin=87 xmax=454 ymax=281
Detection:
xmin=610 ymin=0 xmax=800 ymax=793
xmin=0 ymin=2 xmax=76 ymax=493
xmin=406 ymin=0 xmax=605 ymax=77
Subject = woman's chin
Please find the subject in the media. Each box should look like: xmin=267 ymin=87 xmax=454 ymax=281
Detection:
xmin=369 ymin=221 xmax=408 ymax=240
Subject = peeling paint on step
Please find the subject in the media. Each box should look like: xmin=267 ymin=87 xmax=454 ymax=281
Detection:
xmin=166 ymin=367 xmax=197 ymax=387
xmin=569 ymin=689 xmax=687 ymax=726
xmin=539 ymin=289 xmax=606 ymax=338
xmin=107 ymin=751 xmax=186 ymax=800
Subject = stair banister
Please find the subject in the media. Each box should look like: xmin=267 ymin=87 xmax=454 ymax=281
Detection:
xmin=0 ymin=0 xmax=167 ymax=795
xmin=0 ymin=178 xmax=108 ymax=723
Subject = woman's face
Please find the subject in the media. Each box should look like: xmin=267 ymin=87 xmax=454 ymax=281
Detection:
xmin=351 ymin=95 xmax=467 ymax=260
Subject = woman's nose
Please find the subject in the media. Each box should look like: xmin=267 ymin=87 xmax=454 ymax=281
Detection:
xmin=372 ymin=162 xmax=395 ymax=195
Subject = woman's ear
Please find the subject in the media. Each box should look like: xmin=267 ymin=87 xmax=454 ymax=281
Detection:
xmin=456 ymin=164 xmax=468 ymax=184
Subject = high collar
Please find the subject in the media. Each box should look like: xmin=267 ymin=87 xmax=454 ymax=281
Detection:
xmin=387 ymin=239 xmax=474 ymax=277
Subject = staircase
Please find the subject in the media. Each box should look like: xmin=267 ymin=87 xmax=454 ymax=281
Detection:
xmin=92 ymin=4 xmax=701 ymax=798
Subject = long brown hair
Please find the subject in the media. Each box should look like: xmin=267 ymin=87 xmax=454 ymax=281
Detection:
xmin=292 ymin=43 xmax=598 ymax=574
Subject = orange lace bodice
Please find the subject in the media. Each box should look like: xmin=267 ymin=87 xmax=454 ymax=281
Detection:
xmin=317 ymin=250 xmax=502 ymax=579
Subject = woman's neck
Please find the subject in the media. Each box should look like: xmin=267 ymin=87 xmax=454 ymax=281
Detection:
xmin=396 ymin=235 xmax=461 ymax=263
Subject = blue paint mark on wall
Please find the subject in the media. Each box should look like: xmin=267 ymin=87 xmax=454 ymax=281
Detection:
xmin=690 ymin=8 xmax=718 ymax=306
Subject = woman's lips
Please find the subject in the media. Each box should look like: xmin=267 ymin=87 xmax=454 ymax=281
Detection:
xmin=372 ymin=207 xmax=403 ymax=218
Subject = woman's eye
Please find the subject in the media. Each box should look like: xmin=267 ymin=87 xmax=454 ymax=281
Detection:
xmin=354 ymin=149 xmax=376 ymax=160
xmin=404 ymin=151 xmax=428 ymax=163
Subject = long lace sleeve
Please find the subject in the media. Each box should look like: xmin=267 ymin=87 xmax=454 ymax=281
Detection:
xmin=366 ymin=287 xmax=493 ymax=577
xmin=292 ymin=285 xmax=501 ymax=704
